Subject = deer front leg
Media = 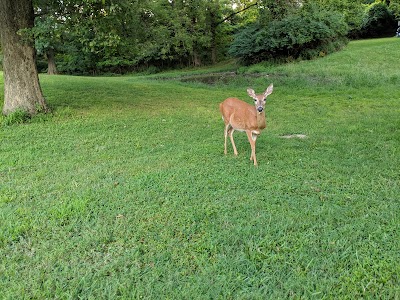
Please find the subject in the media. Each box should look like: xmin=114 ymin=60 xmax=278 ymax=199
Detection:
xmin=246 ymin=131 xmax=258 ymax=166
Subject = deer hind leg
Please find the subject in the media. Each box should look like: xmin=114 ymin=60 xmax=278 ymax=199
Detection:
xmin=224 ymin=124 xmax=231 ymax=155
xmin=229 ymin=128 xmax=238 ymax=156
xmin=246 ymin=131 xmax=258 ymax=166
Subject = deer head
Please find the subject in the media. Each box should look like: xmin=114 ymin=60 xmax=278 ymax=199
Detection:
xmin=247 ymin=84 xmax=274 ymax=113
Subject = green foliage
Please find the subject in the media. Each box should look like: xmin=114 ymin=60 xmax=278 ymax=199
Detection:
xmin=28 ymin=0 xmax=398 ymax=74
xmin=33 ymin=0 xmax=240 ymax=74
xmin=389 ymin=0 xmax=400 ymax=20
xmin=257 ymin=0 xmax=300 ymax=22
xmin=316 ymin=0 xmax=366 ymax=38
xmin=33 ymin=15 xmax=62 ymax=54
xmin=360 ymin=1 xmax=397 ymax=37
xmin=344 ymin=0 xmax=398 ymax=38
xmin=229 ymin=3 xmax=349 ymax=64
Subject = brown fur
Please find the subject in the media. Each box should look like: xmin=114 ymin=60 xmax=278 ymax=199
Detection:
xmin=219 ymin=84 xmax=273 ymax=166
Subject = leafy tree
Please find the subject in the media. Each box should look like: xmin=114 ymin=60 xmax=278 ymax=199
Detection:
xmin=33 ymin=13 xmax=63 ymax=74
xmin=310 ymin=0 xmax=365 ymax=38
xmin=208 ymin=0 xmax=260 ymax=63
xmin=133 ymin=0 xmax=234 ymax=67
xmin=28 ymin=0 xmax=396 ymax=75
xmin=30 ymin=0 xmax=256 ymax=74
xmin=389 ymin=0 xmax=400 ymax=20
xmin=28 ymin=0 xmax=140 ymax=74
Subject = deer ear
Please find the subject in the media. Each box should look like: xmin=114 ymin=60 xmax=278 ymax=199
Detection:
xmin=247 ymin=88 xmax=256 ymax=99
xmin=264 ymin=84 xmax=273 ymax=97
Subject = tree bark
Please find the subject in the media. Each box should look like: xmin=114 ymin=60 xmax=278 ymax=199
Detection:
xmin=0 ymin=0 xmax=48 ymax=116
xmin=46 ymin=48 xmax=58 ymax=75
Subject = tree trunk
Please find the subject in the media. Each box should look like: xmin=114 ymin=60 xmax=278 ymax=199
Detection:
xmin=0 ymin=0 xmax=48 ymax=116
xmin=47 ymin=48 xmax=58 ymax=75
xmin=193 ymin=49 xmax=201 ymax=67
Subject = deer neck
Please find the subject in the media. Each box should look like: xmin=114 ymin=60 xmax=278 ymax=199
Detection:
xmin=256 ymin=111 xmax=266 ymax=130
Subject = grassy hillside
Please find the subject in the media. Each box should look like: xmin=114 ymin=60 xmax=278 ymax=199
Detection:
xmin=1 ymin=38 xmax=399 ymax=298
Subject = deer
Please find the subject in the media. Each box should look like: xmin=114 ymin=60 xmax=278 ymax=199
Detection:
xmin=219 ymin=84 xmax=273 ymax=166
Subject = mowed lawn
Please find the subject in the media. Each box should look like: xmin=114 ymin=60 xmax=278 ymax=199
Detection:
xmin=1 ymin=38 xmax=399 ymax=298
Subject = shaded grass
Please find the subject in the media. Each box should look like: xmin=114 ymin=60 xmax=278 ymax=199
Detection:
xmin=1 ymin=38 xmax=400 ymax=298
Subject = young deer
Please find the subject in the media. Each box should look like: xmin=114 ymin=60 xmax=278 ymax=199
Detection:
xmin=219 ymin=84 xmax=273 ymax=166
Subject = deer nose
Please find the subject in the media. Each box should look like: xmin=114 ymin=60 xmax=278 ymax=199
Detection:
xmin=257 ymin=107 xmax=263 ymax=112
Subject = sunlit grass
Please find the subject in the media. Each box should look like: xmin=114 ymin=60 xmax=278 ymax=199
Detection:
xmin=0 ymin=38 xmax=399 ymax=298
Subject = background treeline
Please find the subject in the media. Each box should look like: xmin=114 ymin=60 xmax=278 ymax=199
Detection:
xmin=6 ymin=0 xmax=399 ymax=74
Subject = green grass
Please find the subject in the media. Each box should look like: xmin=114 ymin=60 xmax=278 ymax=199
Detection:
xmin=1 ymin=37 xmax=400 ymax=299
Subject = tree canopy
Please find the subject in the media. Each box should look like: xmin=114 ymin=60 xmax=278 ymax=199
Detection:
xmin=2 ymin=0 xmax=399 ymax=75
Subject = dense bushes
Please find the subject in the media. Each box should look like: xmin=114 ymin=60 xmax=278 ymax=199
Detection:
xmin=229 ymin=5 xmax=349 ymax=64
xmin=359 ymin=1 xmax=397 ymax=38
xmin=229 ymin=0 xmax=398 ymax=65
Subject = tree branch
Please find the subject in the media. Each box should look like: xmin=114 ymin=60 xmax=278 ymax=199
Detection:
xmin=217 ymin=2 xmax=259 ymax=26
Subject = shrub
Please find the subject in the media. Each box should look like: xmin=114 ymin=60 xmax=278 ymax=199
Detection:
xmin=360 ymin=1 xmax=397 ymax=38
xmin=229 ymin=4 xmax=349 ymax=64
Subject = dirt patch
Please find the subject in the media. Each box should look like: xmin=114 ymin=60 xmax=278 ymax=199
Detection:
xmin=179 ymin=72 xmax=238 ymax=84
xmin=279 ymin=134 xmax=308 ymax=139
xmin=157 ymin=72 xmax=270 ymax=85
